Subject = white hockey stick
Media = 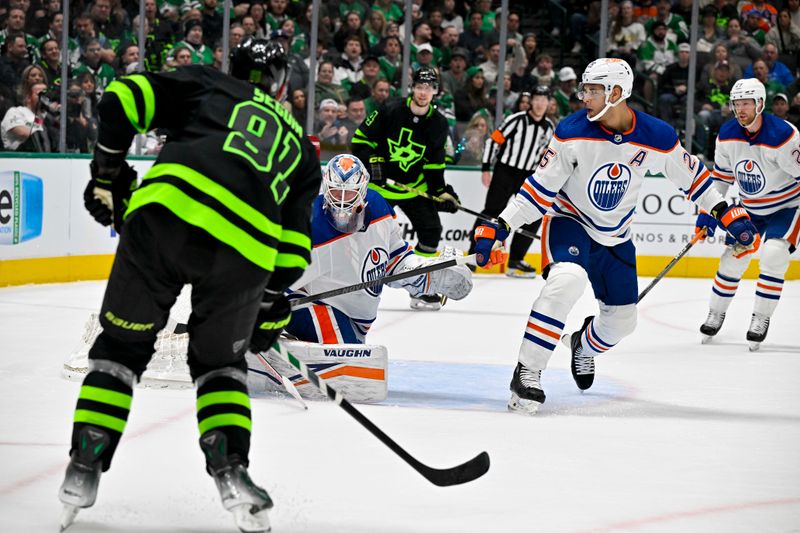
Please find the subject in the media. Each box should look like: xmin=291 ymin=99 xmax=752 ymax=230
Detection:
xmin=251 ymin=350 xmax=308 ymax=410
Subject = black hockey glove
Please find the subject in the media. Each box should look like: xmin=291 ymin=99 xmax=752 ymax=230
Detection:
xmin=84 ymin=147 xmax=137 ymax=233
xmin=368 ymin=156 xmax=386 ymax=187
xmin=249 ymin=294 xmax=292 ymax=353
xmin=435 ymin=184 xmax=460 ymax=213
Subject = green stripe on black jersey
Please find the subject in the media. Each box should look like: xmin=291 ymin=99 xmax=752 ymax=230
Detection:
xmin=105 ymin=75 xmax=155 ymax=133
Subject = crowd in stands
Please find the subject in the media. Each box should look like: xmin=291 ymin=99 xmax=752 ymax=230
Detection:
xmin=1 ymin=0 xmax=798 ymax=162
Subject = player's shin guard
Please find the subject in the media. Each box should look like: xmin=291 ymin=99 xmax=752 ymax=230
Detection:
xmin=518 ymin=262 xmax=588 ymax=371
xmin=708 ymin=246 xmax=752 ymax=313
xmin=581 ymin=304 xmax=637 ymax=357
xmin=752 ymin=239 xmax=790 ymax=318
xmin=196 ymin=367 xmax=253 ymax=468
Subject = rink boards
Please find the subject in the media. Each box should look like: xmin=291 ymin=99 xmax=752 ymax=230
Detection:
xmin=1 ymin=154 xmax=798 ymax=286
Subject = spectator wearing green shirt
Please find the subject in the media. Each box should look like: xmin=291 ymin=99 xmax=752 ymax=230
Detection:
xmin=372 ymin=0 xmax=403 ymax=24
xmin=172 ymin=20 xmax=213 ymax=65
xmin=378 ymin=35 xmax=401 ymax=84
xmin=364 ymin=78 xmax=391 ymax=115
xmin=364 ymin=10 xmax=387 ymax=49
xmin=645 ymin=0 xmax=689 ymax=43
xmin=743 ymin=10 xmax=768 ymax=46
xmin=553 ymin=66 xmax=577 ymax=118
xmin=73 ymin=38 xmax=116 ymax=97
xmin=338 ymin=0 xmax=369 ymax=22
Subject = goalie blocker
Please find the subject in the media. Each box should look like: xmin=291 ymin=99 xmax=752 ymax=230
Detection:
xmin=247 ymin=338 xmax=388 ymax=403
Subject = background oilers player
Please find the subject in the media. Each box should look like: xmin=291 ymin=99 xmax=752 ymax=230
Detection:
xmin=472 ymin=58 xmax=760 ymax=415
xmin=695 ymin=78 xmax=800 ymax=351
xmin=59 ymin=38 xmax=321 ymax=532
xmin=351 ymin=66 xmax=461 ymax=311
xmin=268 ymin=154 xmax=473 ymax=346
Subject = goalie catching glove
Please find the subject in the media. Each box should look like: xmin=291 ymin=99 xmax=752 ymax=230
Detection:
xmin=249 ymin=293 xmax=292 ymax=353
xmin=391 ymin=246 xmax=473 ymax=300
xmin=83 ymin=145 xmax=138 ymax=233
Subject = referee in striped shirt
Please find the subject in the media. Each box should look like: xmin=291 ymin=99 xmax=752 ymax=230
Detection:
xmin=469 ymin=85 xmax=554 ymax=277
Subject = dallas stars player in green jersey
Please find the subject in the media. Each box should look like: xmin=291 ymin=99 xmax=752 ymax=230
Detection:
xmin=351 ymin=66 xmax=460 ymax=310
xmin=58 ymin=38 xmax=321 ymax=533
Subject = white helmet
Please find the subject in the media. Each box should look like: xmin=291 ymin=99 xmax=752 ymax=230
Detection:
xmin=322 ymin=154 xmax=370 ymax=233
xmin=579 ymin=58 xmax=634 ymax=122
xmin=729 ymin=78 xmax=766 ymax=126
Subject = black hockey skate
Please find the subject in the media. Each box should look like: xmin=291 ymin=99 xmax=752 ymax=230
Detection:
xmin=746 ymin=313 xmax=770 ymax=352
xmin=700 ymin=310 xmax=726 ymax=344
xmin=410 ymin=293 xmax=443 ymax=311
xmin=506 ymin=259 xmax=537 ymax=279
xmin=58 ymin=425 xmax=110 ymax=531
xmin=508 ymin=363 xmax=546 ymax=415
xmin=565 ymin=316 xmax=595 ymax=391
xmin=200 ymin=430 xmax=273 ymax=533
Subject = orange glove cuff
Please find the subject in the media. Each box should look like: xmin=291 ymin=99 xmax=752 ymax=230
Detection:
xmin=474 ymin=225 xmax=497 ymax=241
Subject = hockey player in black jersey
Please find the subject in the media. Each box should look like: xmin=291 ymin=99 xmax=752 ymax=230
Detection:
xmin=58 ymin=38 xmax=321 ymax=532
xmin=351 ymin=66 xmax=460 ymax=310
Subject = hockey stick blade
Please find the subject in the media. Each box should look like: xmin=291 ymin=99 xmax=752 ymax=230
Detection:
xmin=272 ymin=342 xmax=491 ymax=486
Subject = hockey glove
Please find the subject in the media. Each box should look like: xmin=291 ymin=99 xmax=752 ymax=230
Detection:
xmin=473 ymin=219 xmax=510 ymax=267
xmin=84 ymin=148 xmax=138 ymax=233
xmin=694 ymin=211 xmax=717 ymax=240
xmin=368 ymin=156 xmax=386 ymax=187
xmin=435 ymin=184 xmax=460 ymax=213
xmin=718 ymin=205 xmax=761 ymax=258
xmin=249 ymin=294 xmax=292 ymax=353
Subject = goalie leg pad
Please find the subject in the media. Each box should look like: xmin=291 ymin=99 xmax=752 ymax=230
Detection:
xmin=709 ymin=246 xmax=752 ymax=312
xmin=519 ymin=261 xmax=588 ymax=370
xmin=581 ymin=303 xmax=636 ymax=357
xmin=284 ymin=304 xmax=367 ymax=344
xmin=753 ymin=238 xmax=790 ymax=317
xmin=247 ymin=339 xmax=388 ymax=403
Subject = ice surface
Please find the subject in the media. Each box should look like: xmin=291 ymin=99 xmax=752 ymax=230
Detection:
xmin=0 ymin=275 xmax=798 ymax=532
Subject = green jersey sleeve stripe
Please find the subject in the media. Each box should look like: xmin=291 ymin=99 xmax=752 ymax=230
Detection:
xmin=274 ymin=254 xmax=309 ymax=269
xmin=106 ymin=81 xmax=146 ymax=133
xmin=423 ymin=163 xmax=446 ymax=169
xmin=125 ymin=74 xmax=155 ymax=132
xmin=144 ymin=163 xmax=282 ymax=240
xmin=280 ymin=228 xmax=311 ymax=250
xmin=126 ymin=182 xmax=278 ymax=271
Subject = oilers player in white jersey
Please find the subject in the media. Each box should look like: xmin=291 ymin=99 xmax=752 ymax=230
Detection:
xmin=283 ymin=154 xmax=473 ymax=344
xmin=696 ymin=78 xmax=800 ymax=351
xmin=472 ymin=58 xmax=760 ymax=415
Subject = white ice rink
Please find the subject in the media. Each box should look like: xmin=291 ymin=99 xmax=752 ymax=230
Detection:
xmin=1 ymin=274 xmax=798 ymax=532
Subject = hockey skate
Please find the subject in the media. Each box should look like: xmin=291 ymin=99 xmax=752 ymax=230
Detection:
xmin=700 ymin=310 xmax=726 ymax=344
xmin=58 ymin=425 xmax=110 ymax=531
xmin=746 ymin=313 xmax=770 ymax=352
xmin=508 ymin=362 xmax=546 ymax=415
xmin=409 ymin=293 xmax=443 ymax=311
xmin=562 ymin=316 xmax=595 ymax=391
xmin=505 ymin=259 xmax=537 ymax=278
xmin=201 ymin=431 xmax=273 ymax=533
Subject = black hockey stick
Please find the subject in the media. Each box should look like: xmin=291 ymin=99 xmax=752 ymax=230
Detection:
xmin=289 ymin=253 xmax=476 ymax=308
xmin=385 ymin=179 xmax=540 ymax=241
xmin=269 ymin=341 xmax=491 ymax=486
xmin=637 ymin=229 xmax=705 ymax=303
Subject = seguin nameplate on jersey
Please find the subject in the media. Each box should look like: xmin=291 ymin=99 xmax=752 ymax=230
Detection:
xmin=734 ymin=159 xmax=766 ymax=195
xmin=362 ymin=247 xmax=389 ymax=297
xmin=587 ymin=162 xmax=632 ymax=211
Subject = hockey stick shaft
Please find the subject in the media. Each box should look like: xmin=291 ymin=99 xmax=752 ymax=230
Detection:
xmin=384 ymin=179 xmax=540 ymax=241
xmin=637 ymin=230 xmax=705 ymax=304
xmin=289 ymin=254 xmax=476 ymax=308
xmin=252 ymin=351 xmax=308 ymax=410
xmin=269 ymin=341 xmax=490 ymax=486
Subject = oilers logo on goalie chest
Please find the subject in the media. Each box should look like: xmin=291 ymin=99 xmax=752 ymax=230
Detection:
xmin=734 ymin=159 xmax=766 ymax=195
xmin=361 ymin=247 xmax=389 ymax=297
xmin=588 ymin=162 xmax=631 ymax=211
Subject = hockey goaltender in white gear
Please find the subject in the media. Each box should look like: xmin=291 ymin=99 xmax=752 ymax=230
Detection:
xmin=247 ymin=154 xmax=473 ymax=402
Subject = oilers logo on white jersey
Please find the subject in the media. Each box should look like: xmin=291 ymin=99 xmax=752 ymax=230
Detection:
xmin=734 ymin=159 xmax=767 ymax=195
xmin=588 ymin=162 xmax=632 ymax=211
xmin=362 ymin=248 xmax=389 ymax=297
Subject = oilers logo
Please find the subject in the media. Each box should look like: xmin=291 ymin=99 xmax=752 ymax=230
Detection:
xmin=361 ymin=247 xmax=389 ymax=297
xmin=587 ymin=163 xmax=631 ymax=211
xmin=734 ymin=159 xmax=766 ymax=195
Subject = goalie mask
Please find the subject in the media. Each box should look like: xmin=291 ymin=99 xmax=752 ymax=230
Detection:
xmin=323 ymin=154 xmax=370 ymax=233
xmin=230 ymin=37 xmax=290 ymax=101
